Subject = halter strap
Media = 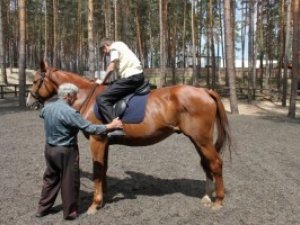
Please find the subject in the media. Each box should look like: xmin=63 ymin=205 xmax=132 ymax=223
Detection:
xmin=30 ymin=71 xmax=46 ymax=102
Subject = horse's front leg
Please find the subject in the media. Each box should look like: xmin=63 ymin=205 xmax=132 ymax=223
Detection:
xmin=87 ymin=136 xmax=108 ymax=215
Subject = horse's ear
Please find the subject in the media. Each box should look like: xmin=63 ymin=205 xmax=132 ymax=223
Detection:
xmin=40 ymin=59 xmax=49 ymax=72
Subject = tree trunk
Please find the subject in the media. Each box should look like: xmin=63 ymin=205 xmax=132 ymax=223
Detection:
xmin=119 ymin=0 xmax=131 ymax=44
xmin=182 ymin=0 xmax=187 ymax=84
xmin=44 ymin=0 xmax=53 ymax=62
xmin=11 ymin=0 xmax=18 ymax=70
xmin=191 ymin=0 xmax=197 ymax=85
xmin=169 ymin=0 xmax=177 ymax=85
xmin=52 ymin=0 xmax=59 ymax=68
xmin=159 ymin=0 xmax=168 ymax=88
xmin=256 ymin=0 xmax=264 ymax=92
xmin=276 ymin=0 xmax=285 ymax=91
xmin=0 ymin=0 xmax=7 ymax=84
xmin=223 ymin=0 xmax=239 ymax=114
xmin=209 ymin=0 xmax=216 ymax=89
xmin=248 ymin=0 xmax=256 ymax=102
xmin=288 ymin=0 xmax=299 ymax=118
xmin=148 ymin=4 xmax=154 ymax=68
xmin=241 ymin=1 xmax=247 ymax=74
xmin=134 ymin=1 xmax=143 ymax=63
xmin=218 ymin=0 xmax=225 ymax=79
xmin=282 ymin=0 xmax=292 ymax=107
xmin=88 ymin=0 xmax=95 ymax=78
xmin=37 ymin=1 xmax=43 ymax=63
xmin=114 ymin=0 xmax=118 ymax=40
xmin=77 ymin=0 xmax=82 ymax=73
xmin=5 ymin=0 xmax=10 ymax=72
xmin=104 ymin=0 xmax=111 ymax=38
xmin=18 ymin=0 xmax=26 ymax=108
xmin=206 ymin=1 xmax=211 ymax=88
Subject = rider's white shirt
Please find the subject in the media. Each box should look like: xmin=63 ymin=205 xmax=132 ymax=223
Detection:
xmin=109 ymin=42 xmax=143 ymax=78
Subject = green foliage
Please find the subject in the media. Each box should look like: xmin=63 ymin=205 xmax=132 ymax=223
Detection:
xmin=1 ymin=0 xmax=287 ymax=73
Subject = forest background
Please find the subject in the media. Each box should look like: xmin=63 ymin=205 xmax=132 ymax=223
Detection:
xmin=0 ymin=0 xmax=299 ymax=118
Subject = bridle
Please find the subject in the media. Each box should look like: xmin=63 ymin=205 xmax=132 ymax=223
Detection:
xmin=30 ymin=70 xmax=57 ymax=103
xmin=30 ymin=68 xmax=99 ymax=113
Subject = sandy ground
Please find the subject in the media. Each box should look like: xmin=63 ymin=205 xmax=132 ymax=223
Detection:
xmin=0 ymin=97 xmax=299 ymax=225
xmin=222 ymin=98 xmax=300 ymax=118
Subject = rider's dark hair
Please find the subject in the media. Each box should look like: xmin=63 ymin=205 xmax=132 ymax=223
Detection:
xmin=99 ymin=38 xmax=113 ymax=49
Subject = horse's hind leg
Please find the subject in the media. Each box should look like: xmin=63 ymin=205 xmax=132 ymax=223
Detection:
xmin=200 ymin=162 xmax=215 ymax=207
xmin=193 ymin=140 xmax=224 ymax=209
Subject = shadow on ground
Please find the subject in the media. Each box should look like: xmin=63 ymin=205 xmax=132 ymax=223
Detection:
xmin=78 ymin=170 xmax=206 ymax=214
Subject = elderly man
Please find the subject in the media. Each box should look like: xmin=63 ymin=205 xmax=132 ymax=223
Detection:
xmin=96 ymin=38 xmax=144 ymax=136
xmin=36 ymin=83 xmax=123 ymax=220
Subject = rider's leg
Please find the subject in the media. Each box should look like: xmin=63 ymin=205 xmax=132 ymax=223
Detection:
xmin=96 ymin=74 xmax=144 ymax=123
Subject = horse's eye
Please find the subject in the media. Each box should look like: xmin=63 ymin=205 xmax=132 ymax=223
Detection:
xmin=33 ymin=80 xmax=37 ymax=84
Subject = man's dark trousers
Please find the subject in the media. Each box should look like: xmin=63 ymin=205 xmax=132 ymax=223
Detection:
xmin=96 ymin=73 xmax=144 ymax=123
xmin=37 ymin=144 xmax=80 ymax=219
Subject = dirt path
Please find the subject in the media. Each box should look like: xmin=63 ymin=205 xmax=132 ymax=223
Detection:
xmin=222 ymin=98 xmax=300 ymax=118
xmin=0 ymin=99 xmax=299 ymax=225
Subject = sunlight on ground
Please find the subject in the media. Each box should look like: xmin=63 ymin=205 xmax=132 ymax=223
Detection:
xmin=0 ymin=68 xmax=298 ymax=118
xmin=0 ymin=68 xmax=34 ymax=84
xmin=222 ymin=98 xmax=299 ymax=118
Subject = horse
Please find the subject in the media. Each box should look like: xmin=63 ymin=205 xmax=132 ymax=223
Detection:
xmin=26 ymin=60 xmax=231 ymax=214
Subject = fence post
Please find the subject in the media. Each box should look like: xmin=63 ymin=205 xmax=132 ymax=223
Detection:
xmin=0 ymin=86 xmax=3 ymax=99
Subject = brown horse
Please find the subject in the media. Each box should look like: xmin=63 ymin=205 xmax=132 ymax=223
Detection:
xmin=27 ymin=61 xmax=231 ymax=214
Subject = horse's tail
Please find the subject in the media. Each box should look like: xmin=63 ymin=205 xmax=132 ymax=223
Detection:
xmin=206 ymin=89 xmax=232 ymax=156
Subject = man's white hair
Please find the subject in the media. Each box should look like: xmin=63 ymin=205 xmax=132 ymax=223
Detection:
xmin=58 ymin=83 xmax=79 ymax=98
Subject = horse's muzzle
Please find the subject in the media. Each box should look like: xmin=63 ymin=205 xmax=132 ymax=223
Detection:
xmin=26 ymin=93 xmax=43 ymax=110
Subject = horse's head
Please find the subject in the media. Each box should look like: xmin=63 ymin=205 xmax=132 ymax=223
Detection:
xmin=26 ymin=60 xmax=58 ymax=109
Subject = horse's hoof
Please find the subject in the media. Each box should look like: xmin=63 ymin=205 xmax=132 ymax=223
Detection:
xmin=211 ymin=202 xmax=223 ymax=210
xmin=201 ymin=195 xmax=212 ymax=208
xmin=87 ymin=205 xmax=98 ymax=215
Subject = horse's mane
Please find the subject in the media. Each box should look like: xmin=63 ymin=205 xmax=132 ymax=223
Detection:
xmin=51 ymin=67 xmax=97 ymax=88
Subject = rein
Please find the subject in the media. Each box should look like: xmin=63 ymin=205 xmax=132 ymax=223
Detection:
xmin=32 ymin=68 xmax=100 ymax=113
xmin=77 ymin=83 xmax=99 ymax=114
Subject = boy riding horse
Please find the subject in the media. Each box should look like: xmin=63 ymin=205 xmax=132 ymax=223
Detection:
xmin=96 ymin=38 xmax=144 ymax=136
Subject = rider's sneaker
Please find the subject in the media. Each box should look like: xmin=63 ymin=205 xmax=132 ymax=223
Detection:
xmin=107 ymin=130 xmax=125 ymax=137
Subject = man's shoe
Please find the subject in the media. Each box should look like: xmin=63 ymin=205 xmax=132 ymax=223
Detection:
xmin=107 ymin=129 xmax=125 ymax=137
xmin=65 ymin=211 xmax=78 ymax=220
xmin=35 ymin=211 xmax=49 ymax=218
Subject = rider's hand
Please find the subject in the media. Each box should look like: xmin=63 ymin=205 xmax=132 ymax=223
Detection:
xmin=95 ymin=79 xmax=102 ymax=84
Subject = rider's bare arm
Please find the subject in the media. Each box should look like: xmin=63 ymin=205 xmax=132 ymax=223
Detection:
xmin=102 ymin=61 xmax=117 ymax=84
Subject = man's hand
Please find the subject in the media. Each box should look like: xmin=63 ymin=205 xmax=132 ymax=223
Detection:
xmin=95 ymin=79 xmax=103 ymax=84
xmin=106 ymin=117 xmax=123 ymax=131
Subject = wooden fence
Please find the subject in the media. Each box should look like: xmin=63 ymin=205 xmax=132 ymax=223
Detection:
xmin=143 ymin=67 xmax=285 ymax=86
xmin=0 ymin=84 xmax=32 ymax=99
xmin=0 ymin=67 xmax=296 ymax=100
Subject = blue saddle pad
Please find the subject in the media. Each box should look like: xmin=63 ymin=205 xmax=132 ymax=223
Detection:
xmin=94 ymin=94 xmax=148 ymax=124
